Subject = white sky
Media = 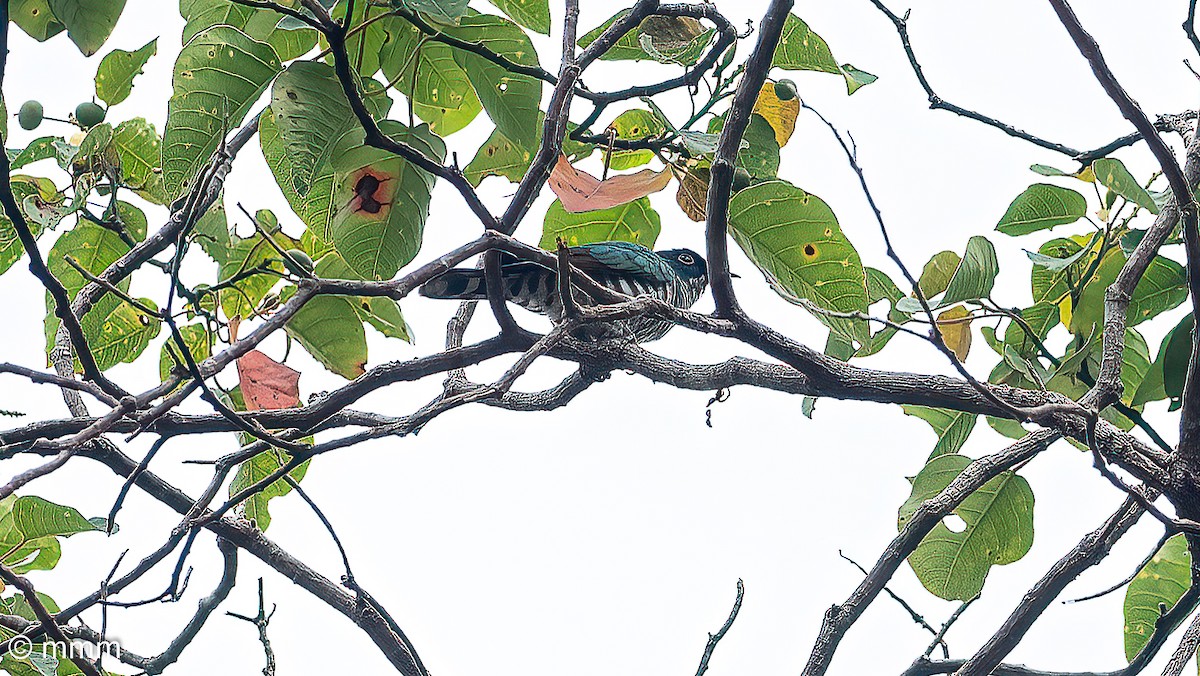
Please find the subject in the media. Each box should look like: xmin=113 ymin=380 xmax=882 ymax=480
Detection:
xmin=0 ymin=0 xmax=1196 ymax=674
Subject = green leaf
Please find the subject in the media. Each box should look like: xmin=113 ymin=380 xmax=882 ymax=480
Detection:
xmin=539 ymin=197 xmax=661 ymax=249
xmin=313 ymin=252 xmax=412 ymax=342
xmin=940 ymin=236 xmax=999 ymax=307
xmin=464 ymin=118 xmax=591 ymax=186
xmin=771 ymin=13 xmax=840 ymax=74
xmin=406 ymin=0 xmax=469 ymax=24
xmin=0 ymin=178 xmax=55 ymax=277
xmin=217 ymin=232 xmax=292 ymax=320
xmin=379 ymin=18 xmax=480 ymax=135
xmin=841 ymin=63 xmax=877 ymax=94
xmin=1124 ymin=534 xmax=1191 ymax=661
xmin=113 ymin=118 xmax=167 ymax=204
xmin=918 ymin=250 xmax=960 ymax=298
xmin=902 ymin=406 xmax=977 ymax=459
xmin=95 ymin=38 xmax=157 ymax=106
xmin=1094 ymin=158 xmax=1159 ymax=214
xmin=163 ymin=26 xmax=282 ymax=200
xmin=285 ymin=292 xmax=368 ymax=379
xmin=605 ymin=108 xmax=667 ymax=171
xmin=446 ymin=13 xmax=543 ymax=150
xmin=995 ymin=184 xmax=1087 ymax=236
xmin=729 ymin=180 xmax=869 ymax=345
xmin=230 ymin=448 xmax=309 ymax=531
xmin=47 ymin=0 xmax=127 ymax=56
xmin=80 ymin=295 xmax=162 ymax=371
xmin=1161 ymin=313 xmax=1194 ymax=406
xmin=11 ymin=0 xmax=65 ymax=42
xmin=708 ymin=113 xmax=780 ymax=179
xmin=9 ymin=137 xmax=60 ymax=171
xmin=46 ymin=222 xmax=129 ymax=302
xmin=0 ymin=496 xmax=105 ymax=573
xmin=259 ymin=86 xmax=390 ymax=243
xmin=1002 ymin=302 xmax=1059 ymax=359
xmin=270 ymin=61 xmax=361 ymax=197
xmin=181 ymin=0 xmax=317 ymax=60
xmin=330 ymin=121 xmax=445 ymax=280
xmin=898 ymin=454 xmax=1035 ymax=601
xmin=488 ymin=0 xmax=549 ymax=34
xmin=160 ymin=323 xmax=212 ymax=381
xmin=1071 ymin=250 xmax=1187 ymax=334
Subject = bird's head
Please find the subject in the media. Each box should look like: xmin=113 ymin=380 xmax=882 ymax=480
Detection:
xmin=658 ymin=248 xmax=708 ymax=286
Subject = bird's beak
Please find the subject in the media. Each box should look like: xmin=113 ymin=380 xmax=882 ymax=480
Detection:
xmin=730 ymin=271 xmax=742 ymax=279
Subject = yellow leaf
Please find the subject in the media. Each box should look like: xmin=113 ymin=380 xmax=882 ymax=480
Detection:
xmin=1058 ymin=295 xmax=1073 ymax=328
xmin=753 ymin=81 xmax=799 ymax=147
xmin=1074 ymin=166 xmax=1096 ymax=183
xmin=936 ymin=305 xmax=973 ymax=361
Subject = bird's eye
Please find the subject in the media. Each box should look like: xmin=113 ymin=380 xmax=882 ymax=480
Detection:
xmin=678 ymin=253 xmax=695 ymax=265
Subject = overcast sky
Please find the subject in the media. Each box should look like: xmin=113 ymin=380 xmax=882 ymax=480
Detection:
xmin=1 ymin=1 xmax=1196 ymax=674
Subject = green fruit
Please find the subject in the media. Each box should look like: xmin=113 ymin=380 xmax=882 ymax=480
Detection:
xmin=74 ymin=101 xmax=106 ymax=128
xmin=773 ymin=79 xmax=798 ymax=101
xmin=732 ymin=167 xmax=752 ymax=192
xmin=17 ymin=100 xmax=43 ymax=131
xmin=282 ymin=249 xmax=315 ymax=276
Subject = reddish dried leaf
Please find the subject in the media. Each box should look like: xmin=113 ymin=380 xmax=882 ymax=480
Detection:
xmin=237 ymin=350 xmax=300 ymax=411
xmin=548 ymin=154 xmax=673 ymax=213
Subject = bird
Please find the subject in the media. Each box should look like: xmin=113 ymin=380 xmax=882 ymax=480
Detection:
xmin=419 ymin=241 xmax=709 ymax=342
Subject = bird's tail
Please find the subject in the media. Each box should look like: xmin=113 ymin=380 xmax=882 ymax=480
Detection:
xmin=419 ymin=269 xmax=488 ymax=299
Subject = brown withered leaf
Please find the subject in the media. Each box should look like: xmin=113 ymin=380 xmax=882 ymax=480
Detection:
xmin=672 ymin=163 xmax=710 ymax=222
xmin=548 ymin=154 xmax=673 ymax=213
xmin=237 ymin=350 xmax=300 ymax=411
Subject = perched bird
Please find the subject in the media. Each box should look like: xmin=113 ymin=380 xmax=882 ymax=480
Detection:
xmin=420 ymin=241 xmax=709 ymax=342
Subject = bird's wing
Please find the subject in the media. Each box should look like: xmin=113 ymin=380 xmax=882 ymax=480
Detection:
xmin=571 ymin=242 xmax=675 ymax=284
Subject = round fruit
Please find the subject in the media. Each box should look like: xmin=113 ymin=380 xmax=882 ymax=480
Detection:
xmin=282 ymin=249 xmax=315 ymax=276
xmin=773 ymin=79 xmax=798 ymax=101
xmin=732 ymin=167 xmax=752 ymax=192
xmin=17 ymin=100 xmax=43 ymax=131
xmin=74 ymin=101 xmax=106 ymax=128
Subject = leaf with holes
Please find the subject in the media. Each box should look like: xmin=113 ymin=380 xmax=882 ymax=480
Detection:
xmin=605 ymin=108 xmax=667 ymax=171
xmin=11 ymin=0 xmax=64 ymax=41
xmin=995 ymin=184 xmax=1087 ymax=236
xmin=95 ymin=38 xmax=156 ymax=106
xmin=113 ymin=117 xmax=167 ymax=204
xmin=1124 ymin=534 xmax=1191 ymax=660
xmin=540 ymin=198 xmax=661 ymax=249
xmin=259 ymin=83 xmax=391 ymax=244
xmin=898 ymin=453 xmax=1034 ymax=601
xmin=445 ymin=13 xmax=542 ymax=150
xmin=163 ymin=26 xmax=281 ymax=200
xmin=270 ymin=61 xmax=365 ymax=197
xmin=380 ymin=19 xmax=480 ymax=136
xmin=488 ymin=0 xmax=549 ymax=34
xmin=729 ymin=180 xmax=869 ymax=345
xmin=330 ymin=121 xmax=445 ymax=281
